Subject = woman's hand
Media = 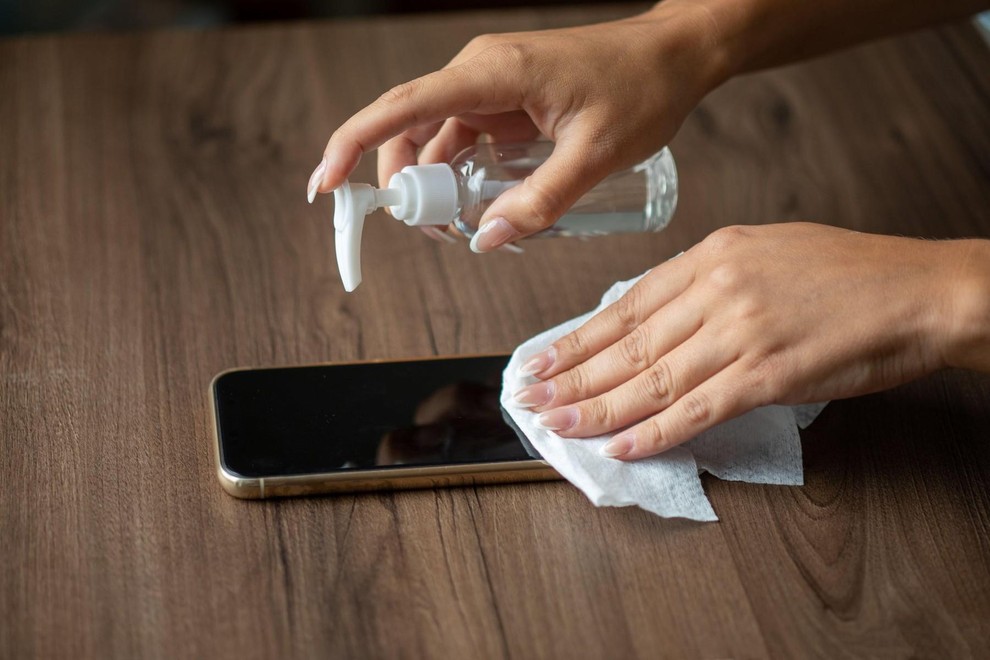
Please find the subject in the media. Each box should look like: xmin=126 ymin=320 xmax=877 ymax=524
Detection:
xmin=511 ymin=223 xmax=990 ymax=460
xmin=308 ymin=2 xmax=730 ymax=251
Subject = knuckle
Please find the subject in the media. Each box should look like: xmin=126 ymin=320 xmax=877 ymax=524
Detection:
xmin=617 ymin=328 xmax=649 ymax=371
xmin=465 ymin=33 xmax=500 ymax=52
xmin=733 ymin=291 xmax=764 ymax=322
xmin=518 ymin=174 xmax=564 ymax=229
xmin=557 ymin=331 xmax=590 ymax=363
xmin=642 ymin=361 xmax=673 ymax=404
xmin=747 ymin=353 xmax=775 ymax=384
xmin=378 ymin=82 xmax=416 ymax=108
xmin=706 ymin=262 xmax=746 ymax=294
xmin=703 ymin=224 xmax=748 ymax=255
xmin=329 ymin=126 xmax=365 ymax=155
xmin=327 ymin=128 xmax=346 ymax=151
xmin=556 ymin=366 xmax=587 ymax=400
xmin=483 ymin=41 xmax=533 ymax=70
xmin=681 ymin=393 xmax=713 ymax=429
xmin=581 ymin=396 xmax=613 ymax=427
xmin=747 ymin=354 xmax=786 ymax=404
xmin=610 ymin=288 xmax=642 ymax=333
xmin=638 ymin=417 xmax=668 ymax=453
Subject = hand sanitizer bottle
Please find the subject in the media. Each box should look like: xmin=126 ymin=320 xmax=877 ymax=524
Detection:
xmin=332 ymin=141 xmax=677 ymax=291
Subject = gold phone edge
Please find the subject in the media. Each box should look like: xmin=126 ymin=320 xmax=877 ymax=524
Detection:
xmin=208 ymin=354 xmax=562 ymax=500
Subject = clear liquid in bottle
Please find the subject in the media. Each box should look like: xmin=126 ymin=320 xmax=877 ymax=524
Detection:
xmin=450 ymin=141 xmax=678 ymax=238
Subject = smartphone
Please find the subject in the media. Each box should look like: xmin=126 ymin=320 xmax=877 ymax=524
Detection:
xmin=210 ymin=355 xmax=560 ymax=499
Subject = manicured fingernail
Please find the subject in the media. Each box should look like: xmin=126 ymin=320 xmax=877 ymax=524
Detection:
xmin=469 ymin=217 xmax=517 ymax=253
xmin=600 ymin=432 xmax=635 ymax=459
xmin=307 ymin=158 xmax=327 ymax=204
xmin=512 ymin=381 xmax=554 ymax=408
xmin=423 ymin=226 xmax=457 ymax=244
xmin=536 ymin=407 xmax=578 ymax=432
xmin=520 ymin=347 xmax=555 ymax=377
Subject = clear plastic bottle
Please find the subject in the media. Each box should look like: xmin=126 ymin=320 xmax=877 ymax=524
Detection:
xmin=331 ymin=141 xmax=677 ymax=291
xmin=450 ymin=141 xmax=678 ymax=239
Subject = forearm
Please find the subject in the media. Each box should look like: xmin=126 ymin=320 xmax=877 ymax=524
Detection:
xmin=655 ymin=0 xmax=990 ymax=77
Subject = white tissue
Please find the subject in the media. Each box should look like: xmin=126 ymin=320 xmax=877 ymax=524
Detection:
xmin=501 ymin=273 xmax=827 ymax=521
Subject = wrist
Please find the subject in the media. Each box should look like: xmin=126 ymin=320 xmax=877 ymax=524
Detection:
xmin=643 ymin=0 xmax=771 ymax=81
xmin=621 ymin=0 xmax=746 ymax=103
xmin=940 ymin=240 xmax=990 ymax=372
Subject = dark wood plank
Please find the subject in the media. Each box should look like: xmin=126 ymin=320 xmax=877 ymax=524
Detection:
xmin=711 ymin=370 xmax=990 ymax=657
xmin=1 ymin=5 xmax=988 ymax=658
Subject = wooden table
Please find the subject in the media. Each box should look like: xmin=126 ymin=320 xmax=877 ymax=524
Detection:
xmin=3 ymin=5 xmax=989 ymax=657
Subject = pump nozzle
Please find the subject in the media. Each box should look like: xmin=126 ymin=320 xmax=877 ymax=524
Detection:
xmin=333 ymin=182 xmax=372 ymax=292
xmin=331 ymin=163 xmax=459 ymax=292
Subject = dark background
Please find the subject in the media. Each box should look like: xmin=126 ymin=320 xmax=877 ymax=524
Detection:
xmin=0 ymin=0 xmax=631 ymax=35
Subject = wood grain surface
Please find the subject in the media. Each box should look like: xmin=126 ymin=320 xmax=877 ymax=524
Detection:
xmin=2 ymin=5 xmax=989 ymax=658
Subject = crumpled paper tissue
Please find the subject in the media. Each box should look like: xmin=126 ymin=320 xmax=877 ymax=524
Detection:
xmin=500 ymin=273 xmax=827 ymax=521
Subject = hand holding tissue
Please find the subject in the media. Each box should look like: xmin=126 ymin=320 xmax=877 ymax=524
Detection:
xmin=501 ymin=272 xmax=827 ymax=521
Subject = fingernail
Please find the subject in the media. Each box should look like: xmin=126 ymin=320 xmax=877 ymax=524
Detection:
xmin=423 ymin=226 xmax=457 ymax=244
xmin=520 ymin=347 xmax=555 ymax=377
xmin=512 ymin=381 xmax=554 ymax=408
xmin=600 ymin=432 xmax=635 ymax=459
xmin=307 ymin=158 xmax=327 ymax=204
xmin=536 ymin=407 xmax=578 ymax=432
xmin=469 ymin=217 xmax=517 ymax=253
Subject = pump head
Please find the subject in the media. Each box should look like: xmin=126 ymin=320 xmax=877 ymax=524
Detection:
xmin=330 ymin=163 xmax=459 ymax=292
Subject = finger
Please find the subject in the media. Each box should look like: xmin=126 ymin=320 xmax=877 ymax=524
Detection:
xmin=377 ymin=121 xmax=446 ymax=189
xmin=418 ymin=111 xmax=539 ymax=178
xmin=599 ymin=363 xmax=765 ymax=461
xmin=468 ymin=133 xmax=616 ymax=253
xmin=517 ymin=291 xmax=704 ymax=412
xmin=457 ymin=110 xmax=541 ymax=143
xmin=418 ymin=117 xmax=481 ymax=167
xmin=443 ymin=34 xmax=498 ymax=69
xmin=318 ymin=64 xmax=514 ymax=192
xmin=538 ymin=326 xmax=737 ymax=438
xmin=518 ymin=256 xmax=697 ymax=379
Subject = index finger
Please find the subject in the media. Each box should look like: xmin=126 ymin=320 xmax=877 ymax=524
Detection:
xmin=524 ymin=254 xmax=697 ymax=379
xmin=316 ymin=62 xmax=513 ymax=193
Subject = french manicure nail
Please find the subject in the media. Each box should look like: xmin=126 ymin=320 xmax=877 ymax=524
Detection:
xmin=600 ymin=432 xmax=635 ymax=459
xmin=536 ymin=407 xmax=578 ymax=432
xmin=512 ymin=381 xmax=554 ymax=408
xmin=307 ymin=158 xmax=327 ymax=204
xmin=519 ymin=347 xmax=555 ymax=377
xmin=469 ymin=217 xmax=517 ymax=253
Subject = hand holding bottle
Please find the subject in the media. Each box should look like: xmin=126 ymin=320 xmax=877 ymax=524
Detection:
xmin=309 ymin=0 xmax=985 ymax=251
xmin=308 ymin=1 xmax=729 ymax=251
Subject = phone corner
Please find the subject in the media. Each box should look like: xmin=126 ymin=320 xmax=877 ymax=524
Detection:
xmin=216 ymin=464 xmax=265 ymax=499
xmin=208 ymin=366 xmax=246 ymax=395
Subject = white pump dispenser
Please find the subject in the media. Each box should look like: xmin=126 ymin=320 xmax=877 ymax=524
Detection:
xmin=333 ymin=163 xmax=460 ymax=292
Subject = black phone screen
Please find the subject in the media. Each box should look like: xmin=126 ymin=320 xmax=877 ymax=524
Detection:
xmin=213 ymin=355 xmax=536 ymax=479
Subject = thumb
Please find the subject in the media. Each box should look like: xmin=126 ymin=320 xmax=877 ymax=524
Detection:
xmin=469 ymin=136 xmax=614 ymax=253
